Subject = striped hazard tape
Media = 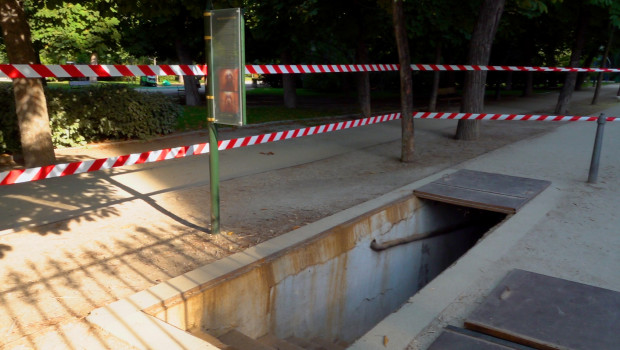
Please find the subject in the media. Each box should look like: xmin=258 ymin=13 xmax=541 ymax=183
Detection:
xmin=1 ymin=112 xmax=616 ymax=186
xmin=0 ymin=113 xmax=399 ymax=186
xmin=1 ymin=63 xmax=618 ymax=78
xmin=412 ymin=112 xmax=619 ymax=122
xmin=244 ymin=64 xmax=399 ymax=74
xmin=0 ymin=64 xmax=207 ymax=79
xmin=409 ymin=64 xmax=620 ymax=73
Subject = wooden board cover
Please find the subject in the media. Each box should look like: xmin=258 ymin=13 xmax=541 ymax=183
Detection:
xmin=414 ymin=170 xmax=551 ymax=214
xmin=465 ymin=269 xmax=620 ymax=350
xmin=428 ymin=328 xmax=525 ymax=350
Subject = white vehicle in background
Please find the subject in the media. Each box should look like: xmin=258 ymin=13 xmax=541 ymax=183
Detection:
xmin=140 ymin=76 xmax=157 ymax=87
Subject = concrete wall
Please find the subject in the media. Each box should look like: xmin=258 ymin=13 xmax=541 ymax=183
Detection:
xmin=147 ymin=196 xmax=498 ymax=344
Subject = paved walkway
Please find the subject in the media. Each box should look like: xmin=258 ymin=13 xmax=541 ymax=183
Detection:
xmin=1 ymin=86 xmax=617 ymax=236
xmin=0 ymin=84 xmax=619 ymax=349
xmin=353 ymin=88 xmax=620 ymax=349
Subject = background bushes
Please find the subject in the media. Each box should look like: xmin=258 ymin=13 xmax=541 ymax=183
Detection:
xmin=0 ymin=84 xmax=181 ymax=154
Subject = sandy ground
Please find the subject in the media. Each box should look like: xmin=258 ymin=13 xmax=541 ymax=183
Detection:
xmin=0 ymin=85 xmax=618 ymax=349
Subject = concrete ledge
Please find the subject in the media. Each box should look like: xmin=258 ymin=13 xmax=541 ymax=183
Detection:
xmin=349 ymin=183 xmax=559 ymax=350
xmin=88 ymin=305 xmax=218 ymax=349
xmin=86 ymin=169 xmax=457 ymax=349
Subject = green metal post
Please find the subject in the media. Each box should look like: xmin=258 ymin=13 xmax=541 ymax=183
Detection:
xmin=205 ymin=1 xmax=220 ymax=234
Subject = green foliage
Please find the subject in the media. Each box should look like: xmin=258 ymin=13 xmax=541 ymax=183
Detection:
xmin=0 ymin=87 xmax=20 ymax=154
xmin=0 ymin=85 xmax=181 ymax=153
xmin=27 ymin=1 xmax=122 ymax=63
xmin=0 ymin=43 xmax=7 ymax=63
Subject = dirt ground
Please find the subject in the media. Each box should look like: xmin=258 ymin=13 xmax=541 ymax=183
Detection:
xmin=0 ymin=87 xmax=617 ymax=350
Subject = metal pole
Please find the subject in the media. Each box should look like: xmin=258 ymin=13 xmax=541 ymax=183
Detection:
xmin=588 ymin=113 xmax=606 ymax=184
xmin=205 ymin=0 xmax=220 ymax=234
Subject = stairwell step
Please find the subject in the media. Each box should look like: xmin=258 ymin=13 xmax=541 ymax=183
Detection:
xmin=188 ymin=328 xmax=234 ymax=349
xmin=219 ymin=329 xmax=275 ymax=350
xmin=286 ymin=337 xmax=345 ymax=350
xmin=309 ymin=338 xmax=346 ymax=350
xmin=257 ymin=334 xmax=305 ymax=350
xmin=286 ymin=337 xmax=315 ymax=349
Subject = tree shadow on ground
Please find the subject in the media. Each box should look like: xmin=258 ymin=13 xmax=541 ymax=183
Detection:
xmin=0 ymin=220 xmax=239 ymax=349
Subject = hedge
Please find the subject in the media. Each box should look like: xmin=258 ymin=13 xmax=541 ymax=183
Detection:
xmin=0 ymin=84 xmax=181 ymax=154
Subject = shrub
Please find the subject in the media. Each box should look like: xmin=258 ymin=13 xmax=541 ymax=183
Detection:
xmin=0 ymin=86 xmax=20 ymax=154
xmin=0 ymin=84 xmax=181 ymax=153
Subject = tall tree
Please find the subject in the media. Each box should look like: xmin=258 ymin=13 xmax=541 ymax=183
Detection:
xmin=592 ymin=26 xmax=613 ymax=104
xmin=554 ymin=3 xmax=590 ymax=114
xmin=592 ymin=0 xmax=620 ymax=104
xmin=455 ymin=0 xmax=505 ymax=140
xmin=245 ymin=0 xmax=319 ymax=109
xmin=309 ymin=0 xmax=391 ymax=118
xmin=407 ymin=0 xmax=474 ymax=112
xmin=392 ymin=0 xmax=414 ymax=162
xmin=28 ymin=2 xmax=121 ymax=64
xmin=0 ymin=0 xmax=55 ymax=167
xmin=116 ymin=1 xmax=207 ymax=106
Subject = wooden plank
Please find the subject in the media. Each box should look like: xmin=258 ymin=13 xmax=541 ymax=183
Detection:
xmin=414 ymin=170 xmax=550 ymax=213
xmin=439 ymin=170 xmax=550 ymax=199
xmin=428 ymin=328 xmax=521 ymax=350
xmin=414 ymin=183 xmax=524 ymax=214
xmin=465 ymin=269 xmax=620 ymax=350
xmin=219 ymin=330 xmax=273 ymax=350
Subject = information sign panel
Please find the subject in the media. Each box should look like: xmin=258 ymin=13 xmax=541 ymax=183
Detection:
xmin=210 ymin=8 xmax=245 ymax=126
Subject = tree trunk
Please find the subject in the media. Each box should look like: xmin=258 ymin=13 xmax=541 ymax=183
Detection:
xmin=494 ymin=75 xmax=502 ymax=100
xmin=0 ymin=0 xmax=56 ymax=167
xmin=281 ymin=51 xmax=297 ymax=108
xmin=575 ymin=51 xmax=595 ymax=91
xmin=428 ymin=44 xmax=441 ymax=112
xmin=89 ymin=52 xmax=98 ymax=83
xmin=34 ymin=44 xmax=47 ymax=87
xmin=175 ymin=38 xmax=200 ymax=106
xmin=521 ymin=41 xmax=535 ymax=97
xmin=523 ymin=72 xmax=534 ymax=97
xmin=455 ymin=0 xmax=505 ymax=140
xmin=592 ymin=27 xmax=614 ymax=105
xmin=356 ymin=40 xmax=371 ymax=118
xmin=392 ymin=0 xmax=414 ymax=162
xmin=554 ymin=7 xmax=590 ymax=115
xmin=505 ymin=71 xmax=513 ymax=90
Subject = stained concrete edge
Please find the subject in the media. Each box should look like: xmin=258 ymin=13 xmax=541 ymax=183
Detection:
xmin=87 ymin=306 xmax=218 ymax=349
xmin=86 ymin=168 xmax=456 ymax=349
xmin=348 ymin=178 xmax=561 ymax=350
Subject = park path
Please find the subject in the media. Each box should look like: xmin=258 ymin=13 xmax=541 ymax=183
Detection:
xmin=0 ymin=85 xmax=618 ymax=349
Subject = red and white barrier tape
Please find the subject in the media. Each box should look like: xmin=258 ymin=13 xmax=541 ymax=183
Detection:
xmin=244 ymin=64 xmax=399 ymax=74
xmin=0 ymin=64 xmax=207 ymax=79
xmin=1 ymin=63 xmax=619 ymax=78
xmin=0 ymin=113 xmax=399 ymax=186
xmin=409 ymin=64 xmax=620 ymax=73
xmin=412 ymin=112 xmax=619 ymax=122
xmin=246 ymin=64 xmax=620 ymax=74
xmin=1 ymin=112 xmax=616 ymax=186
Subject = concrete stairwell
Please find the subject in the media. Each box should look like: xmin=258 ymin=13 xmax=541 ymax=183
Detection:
xmin=215 ymin=329 xmax=347 ymax=350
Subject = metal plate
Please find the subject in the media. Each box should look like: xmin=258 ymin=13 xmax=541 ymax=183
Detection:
xmin=210 ymin=8 xmax=246 ymax=126
xmin=414 ymin=170 xmax=551 ymax=214
xmin=465 ymin=269 xmax=620 ymax=350
xmin=428 ymin=328 xmax=522 ymax=350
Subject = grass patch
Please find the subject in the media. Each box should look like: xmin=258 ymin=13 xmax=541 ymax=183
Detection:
xmin=247 ymin=87 xmax=400 ymax=99
xmin=178 ymin=105 xmax=208 ymax=130
xmin=177 ymin=105 xmax=357 ymax=131
xmin=485 ymin=88 xmax=551 ymax=97
xmin=247 ymin=105 xmax=354 ymax=124
xmin=247 ymin=87 xmax=327 ymax=97
xmin=0 ymin=80 xmax=142 ymax=90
